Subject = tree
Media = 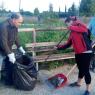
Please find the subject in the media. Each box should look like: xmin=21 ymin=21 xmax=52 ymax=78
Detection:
xmin=20 ymin=9 xmax=33 ymax=16
xmin=34 ymin=8 xmax=39 ymax=16
xmin=79 ymin=0 xmax=92 ymax=16
xmin=49 ymin=3 xmax=53 ymax=12
xmin=49 ymin=3 xmax=54 ymax=18
xmin=68 ymin=3 xmax=77 ymax=16
xmin=65 ymin=5 xmax=67 ymax=13
xmin=90 ymin=0 xmax=95 ymax=16
xmin=0 ymin=1 xmax=5 ymax=16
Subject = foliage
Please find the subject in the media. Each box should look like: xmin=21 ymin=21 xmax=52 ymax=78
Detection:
xmin=20 ymin=9 xmax=33 ymax=16
xmin=47 ymin=61 xmax=64 ymax=70
xmin=34 ymin=8 xmax=39 ymax=16
xmin=79 ymin=0 xmax=92 ymax=16
xmin=19 ymin=18 xmax=68 ymax=46
xmin=90 ymin=0 xmax=95 ymax=16
xmin=49 ymin=3 xmax=53 ymax=12
xmin=39 ymin=59 xmax=75 ymax=70
xmin=39 ymin=61 xmax=64 ymax=70
xmin=68 ymin=3 xmax=78 ymax=16
xmin=1 ymin=0 xmax=95 ymax=18
xmin=78 ymin=0 xmax=95 ymax=16
xmin=18 ymin=32 xmax=33 ymax=47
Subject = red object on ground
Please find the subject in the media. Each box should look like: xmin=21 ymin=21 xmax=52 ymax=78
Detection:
xmin=47 ymin=64 xmax=77 ymax=89
xmin=48 ymin=73 xmax=68 ymax=89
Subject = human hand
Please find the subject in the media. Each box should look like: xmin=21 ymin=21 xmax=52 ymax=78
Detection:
xmin=8 ymin=52 xmax=16 ymax=63
xmin=53 ymin=46 xmax=57 ymax=50
xmin=19 ymin=46 xmax=26 ymax=55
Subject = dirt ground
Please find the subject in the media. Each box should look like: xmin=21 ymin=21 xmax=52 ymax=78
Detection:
xmin=0 ymin=64 xmax=95 ymax=95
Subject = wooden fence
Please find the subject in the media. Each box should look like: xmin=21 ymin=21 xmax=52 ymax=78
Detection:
xmin=18 ymin=27 xmax=75 ymax=70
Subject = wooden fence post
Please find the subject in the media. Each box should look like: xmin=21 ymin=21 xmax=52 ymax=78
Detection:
xmin=32 ymin=29 xmax=39 ymax=71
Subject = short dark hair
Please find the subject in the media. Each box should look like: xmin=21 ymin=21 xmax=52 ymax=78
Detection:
xmin=65 ymin=17 xmax=71 ymax=23
xmin=70 ymin=16 xmax=77 ymax=21
xmin=10 ymin=12 xmax=21 ymax=19
xmin=65 ymin=16 xmax=77 ymax=23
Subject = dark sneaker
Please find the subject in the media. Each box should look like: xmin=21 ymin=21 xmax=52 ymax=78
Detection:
xmin=69 ymin=82 xmax=81 ymax=87
xmin=83 ymin=90 xmax=90 ymax=95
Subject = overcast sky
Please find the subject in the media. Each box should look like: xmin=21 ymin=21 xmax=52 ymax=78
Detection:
xmin=0 ymin=0 xmax=80 ymax=12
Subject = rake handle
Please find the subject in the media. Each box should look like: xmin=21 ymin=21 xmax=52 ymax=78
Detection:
xmin=66 ymin=64 xmax=77 ymax=77
xmin=45 ymin=30 xmax=70 ymax=62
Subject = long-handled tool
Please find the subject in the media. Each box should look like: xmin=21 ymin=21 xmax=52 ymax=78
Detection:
xmin=42 ymin=29 xmax=75 ymax=89
xmin=43 ymin=30 xmax=76 ymax=89
xmin=48 ymin=64 xmax=77 ymax=89
xmin=44 ymin=30 xmax=69 ymax=62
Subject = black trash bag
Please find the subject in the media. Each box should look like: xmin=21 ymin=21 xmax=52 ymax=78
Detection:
xmin=13 ymin=55 xmax=37 ymax=91
xmin=1 ymin=57 xmax=14 ymax=86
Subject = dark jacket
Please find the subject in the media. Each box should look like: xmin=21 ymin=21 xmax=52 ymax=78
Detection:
xmin=0 ymin=19 xmax=20 ymax=55
xmin=57 ymin=20 xmax=92 ymax=54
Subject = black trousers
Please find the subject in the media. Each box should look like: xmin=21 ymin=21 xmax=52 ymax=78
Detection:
xmin=75 ymin=53 xmax=92 ymax=84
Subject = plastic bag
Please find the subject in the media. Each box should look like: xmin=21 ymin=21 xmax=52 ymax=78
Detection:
xmin=13 ymin=55 xmax=37 ymax=90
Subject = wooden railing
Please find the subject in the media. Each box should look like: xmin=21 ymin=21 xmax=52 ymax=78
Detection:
xmin=18 ymin=27 xmax=67 ymax=43
xmin=18 ymin=27 xmax=75 ymax=70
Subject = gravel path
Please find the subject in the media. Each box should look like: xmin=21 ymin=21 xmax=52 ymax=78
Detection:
xmin=0 ymin=64 xmax=95 ymax=95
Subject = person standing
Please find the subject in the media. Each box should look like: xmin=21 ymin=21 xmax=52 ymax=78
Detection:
xmin=0 ymin=12 xmax=26 ymax=85
xmin=0 ymin=12 xmax=26 ymax=64
xmin=55 ymin=16 xmax=92 ymax=95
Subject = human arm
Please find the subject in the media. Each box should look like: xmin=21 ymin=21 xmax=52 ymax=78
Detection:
xmin=68 ymin=24 xmax=87 ymax=33
xmin=56 ymin=35 xmax=72 ymax=50
xmin=0 ymin=25 xmax=12 ymax=54
xmin=68 ymin=20 xmax=88 ymax=33
xmin=0 ymin=25 xmax=16 ymax=63
xmin=15 ymin=30 xmax=26 ymax=55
